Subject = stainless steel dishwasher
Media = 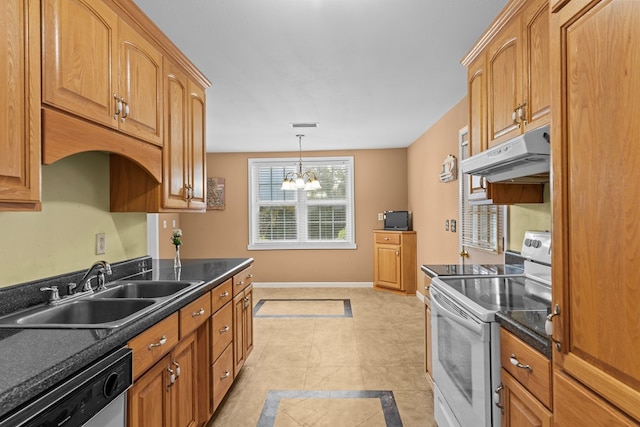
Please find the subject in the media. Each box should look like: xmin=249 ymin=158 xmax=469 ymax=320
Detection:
xmin=0 ymin=347 xmax=132 ymax=427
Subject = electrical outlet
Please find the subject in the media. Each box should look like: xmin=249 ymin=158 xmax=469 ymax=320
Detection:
xmin=451 ymin=219 xmax=457 ymax=233
xmin=378 ymin=213 xmax=384 ymax=221
xmin=445 ymin=220 xmax=449 ymax=231
xmin=96 ymin=233 xmax=106 ymax=255
xmin=163 ymin=220 xmax=167 ymax=229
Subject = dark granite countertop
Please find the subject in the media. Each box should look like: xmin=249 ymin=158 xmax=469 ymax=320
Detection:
xmin=421 ymin=264 xmax=521 ymax=278
xmin=0 ymin=257 xmax=253 ymax=420
xmin=496 ymin=310 xmax=552 ymax=359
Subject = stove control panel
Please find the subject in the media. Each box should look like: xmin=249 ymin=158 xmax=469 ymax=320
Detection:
xmin=521 ymin=231 xmax=551 ymax=264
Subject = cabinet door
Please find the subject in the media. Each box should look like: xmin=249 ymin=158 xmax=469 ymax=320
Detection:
xmin=42 ymin=0 xmax=118 ymax=128
xmin=187 ymin=80 xmax=206 ymax=210
xmin=171 ymin=332 xmax=198 ymax=427
xmin=0 ymin=0 xmax=40 ymax=209
xmin=374 ymin=244 xmax=402 ymax=290
xmin=243 ymin=285 xmax=254 ymax=359
xmin=163 ymin=59 xmax=189 ymax=209
xmin=521 ymin=0 xmax=550 ymax=132
xmin=467 ymin=54 xmax=490 ymax=200
xmin=128 ymin=354 xmax=172 ymax=427
xmin=232 ymin=292 xmax=246 ymax=376
xmin=487 ymin=18 xmax=522 ymax=147
xmin=118 ymin=19 xmax=163 ymax=145
xmin=550 ymin=0 xmax=640 ymax=421
xmin=501 ymin=370 xmax=552 ymax=427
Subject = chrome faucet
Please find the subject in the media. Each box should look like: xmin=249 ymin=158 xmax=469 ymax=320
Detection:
xmin=78 ymin=261 xmax=113 ymax=293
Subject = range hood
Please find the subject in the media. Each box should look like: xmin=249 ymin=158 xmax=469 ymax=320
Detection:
xmin=461 ymin=125 xmax=550 ymax=183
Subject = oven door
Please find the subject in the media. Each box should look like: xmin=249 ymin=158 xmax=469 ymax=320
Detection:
xmin=430 ymin=286 xmax=494 ymax=427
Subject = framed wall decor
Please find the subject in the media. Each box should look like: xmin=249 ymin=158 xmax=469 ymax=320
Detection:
xmin=207 ymin=177 xmax=225 ymax=210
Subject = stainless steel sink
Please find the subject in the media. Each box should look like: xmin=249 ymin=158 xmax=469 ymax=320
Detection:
xmin=0 ymin=299 xmax=156 ymax=329
xmin=0 ymin=280 xmax=204 ymax=329
xmin=91 ymin=281 xmax=195 ymax=299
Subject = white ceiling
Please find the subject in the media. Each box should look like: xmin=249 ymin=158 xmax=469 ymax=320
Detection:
xmin=134 ymin=0 xmax=507 ymax=153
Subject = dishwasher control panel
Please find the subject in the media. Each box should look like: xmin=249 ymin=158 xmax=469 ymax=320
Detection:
xmin=0 ymin=347 xmax=132 ymax=427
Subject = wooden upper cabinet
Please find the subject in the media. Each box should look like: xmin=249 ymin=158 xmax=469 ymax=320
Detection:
xmin=550 ymin=0 xmax=640 ymax=423
xmin=162 ymin=59 xmax=207 ymax=211
xmin=187 ymin=80 xmax=207 ymax=210
xmin=485 ymin=0 xmax=550 ymax=148
xmin=117 ymin=19 xmax=163 ymax=145
xmin=42 ymin=0 xmax=118 ymax=128
xmin=487 ymin=18 xmax=522 ymax=147
xmin=521 ymin=0 xmax=550 ymax=133
xmin=0 ymin=0 xmax=41 ymax=211
xmin=467 ymin=56 xmax=490 ymax=201
xmin=42 ymin=0 xmax=163 ymax=146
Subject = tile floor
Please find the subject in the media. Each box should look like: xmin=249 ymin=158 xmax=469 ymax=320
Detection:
xmin=207 ymin=287 xmax=436 ymax=427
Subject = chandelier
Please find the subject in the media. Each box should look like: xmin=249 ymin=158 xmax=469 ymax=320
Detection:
xmin=281 ymin=134 xmax=322 ymax=191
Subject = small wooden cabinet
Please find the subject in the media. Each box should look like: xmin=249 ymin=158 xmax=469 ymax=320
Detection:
xmin=42 ymin=0 xmax=163 ymax=146
xmin=373 ymin=231 xmax=416 ymax=294
xmin=498 ymin=329 xmax=552 ymax=427
xmin=0 ymin=0 xmax=41 ymax=211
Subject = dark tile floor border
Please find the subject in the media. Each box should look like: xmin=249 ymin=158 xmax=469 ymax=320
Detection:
xmin=253 ymin=298 xmax=353 ymax=318
xmin=257 ymin=390 xmax=403 ymax=427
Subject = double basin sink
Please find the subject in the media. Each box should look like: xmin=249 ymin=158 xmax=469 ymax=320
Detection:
xmin=0 ymin=280 xmax=204 ymax=329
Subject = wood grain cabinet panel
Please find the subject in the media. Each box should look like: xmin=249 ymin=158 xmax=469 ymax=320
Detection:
xmin=500 ymin=369 xmax=552 ymax=427
xmin=233 ymin=284 xmax=253 ymax=377
xmin=211 ymin=302 xmax=233 ymax=362
xmin=550 ymin=0 xmax=640 ymax=422
xmin=0 ymin=0 xmax=40 ymax=211
xmin=179 ymin=292 xmax=211 ymax=339
xmin=373 ymin=231 xmax=416 ymax=294
xmin=128 ymin=313 xmax=179 ymax=380
xmin=42 ymin=0 xmax=163 ymax=145
xmin=128 ymin=353 xmax=171 ymax=427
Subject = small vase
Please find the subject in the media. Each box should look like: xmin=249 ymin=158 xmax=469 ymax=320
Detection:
xmin=174 ymin=246 xmax=181 ymax=268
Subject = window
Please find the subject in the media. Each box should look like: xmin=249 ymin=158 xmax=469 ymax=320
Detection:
xmin=459 ymin=127 xmax=503 ymax=252
xmin=248 ymin=157 xmax=355 ymax=250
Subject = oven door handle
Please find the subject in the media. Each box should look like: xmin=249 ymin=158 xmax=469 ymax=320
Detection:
xmin=431 ymin=288 xmax=484 ymax=336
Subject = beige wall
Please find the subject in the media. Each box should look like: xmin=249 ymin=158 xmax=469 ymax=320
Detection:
xmin=179 ymin=149 xmax=408 ymax=283
xmin=407 ymin=98 xmax=503 ymax=297
xmin=0 ymin=152 xmax=147 ymax=287
xmin=157 ymin=213 xmax=181 ymax=259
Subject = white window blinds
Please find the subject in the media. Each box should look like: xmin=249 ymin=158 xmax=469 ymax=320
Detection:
xmin=248 ymin=157 xmax=355 ymax=250
xmin=459 ymin=130 xmax=503 ymax=253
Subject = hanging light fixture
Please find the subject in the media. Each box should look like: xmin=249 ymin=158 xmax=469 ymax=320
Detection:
xmin=281 ymin=134 xmax=322 ymax=191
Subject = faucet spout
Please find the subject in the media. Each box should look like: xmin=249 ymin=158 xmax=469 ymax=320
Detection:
xmin=79 ymin=261 xmax=112 ymax=292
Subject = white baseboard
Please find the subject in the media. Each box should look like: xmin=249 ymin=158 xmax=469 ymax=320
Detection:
xmin=252 ymin=282 xmax=373 ymax=288
xmin=415 ymin=290 xmax=426 ymax=303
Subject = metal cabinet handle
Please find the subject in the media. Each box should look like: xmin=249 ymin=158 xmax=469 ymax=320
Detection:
xmin=148 ymin=335 xmax=167 ymax=350
xmin=510 ymin=354 xmax=532 ymax=372
xmin=192 ymin=308 xmax=205 ymax=317
xmin=220 ymin=371 xmax=231 ymax=380
xmin=219 ymin=325 xmax=230 ymax=334
xmin=494 ymin=385 xmax=504 ymax=413
xmin=167 ymin=366 xmax=175 ymax=386
xmin=247 ymin=273 xmax=253 ymax=279
xmin=219 ymin=291 xmax=229 ymax=298
xmin=545 ymin=304 xmax=562 ymax=351
xmin=383 ymin=237 xmax=390 ymax=241
xmin=172 ymin=360 xmax=181 ymax=377
xmin=113 ymin=94 xmax=121 ymax=119
xmin=121 ymin=98 xmax=129 ymax=122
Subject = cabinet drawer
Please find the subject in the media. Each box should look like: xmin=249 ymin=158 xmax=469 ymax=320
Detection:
xmin=375 ymin=232 xmax=400 ymax=245
xmin=180 ymin=292 xmax=211 ymax=338
xmin=233 ymin=266 xmax=253 ymax=296
xmin=212 ymin=344 xmax=234 ymax=411
xmin=211 ymin=302 xmax=233 ymax=362
xmin=500 ymin=328 xmax=552 ymax=409
xmin=211 ymin=279 xmax=232 ymax=313
xmin=129 ymin=313 xmax=179 ymax=379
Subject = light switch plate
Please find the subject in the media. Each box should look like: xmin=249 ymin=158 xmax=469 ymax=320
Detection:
xmin=96 ymin=233 xmax=106 ymax=255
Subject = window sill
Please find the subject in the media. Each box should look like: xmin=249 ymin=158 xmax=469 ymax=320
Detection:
xmin=248 ymin=242 xmax=357 ymax=251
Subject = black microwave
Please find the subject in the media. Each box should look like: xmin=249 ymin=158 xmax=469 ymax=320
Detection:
xmin=383 ymin=211 xmax=412 ymax=231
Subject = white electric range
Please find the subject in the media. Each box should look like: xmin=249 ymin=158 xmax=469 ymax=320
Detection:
xmin=429 ymin=231 xmax=551 ymax=427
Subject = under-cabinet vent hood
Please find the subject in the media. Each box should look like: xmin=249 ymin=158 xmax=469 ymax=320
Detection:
xmin=461 ymin=125 xmax=550 ymax=183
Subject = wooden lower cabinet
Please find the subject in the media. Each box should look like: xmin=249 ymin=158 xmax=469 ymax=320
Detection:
xmin=553 ymin=371 xmax=637 ymax=427
xmin=501 ymin=369 xmax=552 ymax=427
xmin=233 ymin=284 xmax=253 ymax=376
xmin=212 ymin=344 xmax=234 ymax=410
xmin=373 ymin=231 xmax=417 ymax=294
xmin=128 ymin=331 xmax=198 ymax=427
